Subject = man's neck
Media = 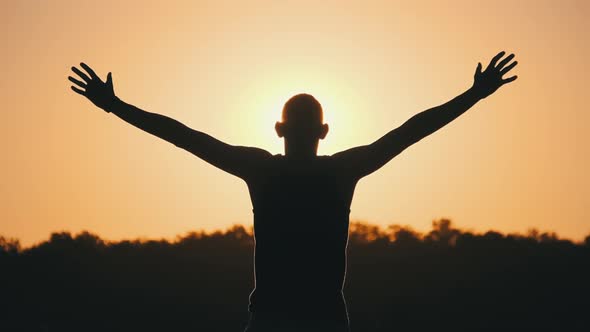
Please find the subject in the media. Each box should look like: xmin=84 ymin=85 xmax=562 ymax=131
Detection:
xmin=284 ymin=143 xmax=319 ymax=161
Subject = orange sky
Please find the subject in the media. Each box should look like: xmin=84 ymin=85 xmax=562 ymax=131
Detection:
xmin=1 ymin=0 xmax=588 ymax=246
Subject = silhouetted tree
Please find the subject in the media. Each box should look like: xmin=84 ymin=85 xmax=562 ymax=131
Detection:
xmin=0 ymin=236 xmax=20 ymax=255
xmin=425 ymin=218 xmax=460 ymax=246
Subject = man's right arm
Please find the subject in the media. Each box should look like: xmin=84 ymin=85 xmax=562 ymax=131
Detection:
xmin=69 ymin=62 xmax=271 ymax=179
xmin=107 ymin=98 xmax=271 ymax=178
xmin=107 ymin=96 xmax=194 ymax=148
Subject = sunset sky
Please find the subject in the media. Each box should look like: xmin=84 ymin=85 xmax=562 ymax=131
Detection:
xmin=1 ymin=0 xmax=588 ymax=246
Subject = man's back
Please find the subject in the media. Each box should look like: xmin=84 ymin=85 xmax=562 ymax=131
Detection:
xmin=245 ymin=154 xmax=357 ymax=324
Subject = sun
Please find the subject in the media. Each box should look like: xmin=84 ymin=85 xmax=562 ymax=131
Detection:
xmin=230 ymin=70 xmax=361 ymax=156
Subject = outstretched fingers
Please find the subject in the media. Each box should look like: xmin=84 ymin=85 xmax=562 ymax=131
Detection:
xmin=487 ymin=51 xmax=506 ymax=70
xmin=496 ymin=53 xmax=515 ymax=70
xmin=71 ymin=85 xmax=86 ymax=96
xmin=500 ymin=60 xmax=518 ymax=75
xmin=490 ymin=51 xmax=518 ymax=86
xmin=71 ymin=66 xmax=91 ymax=83
xmin=502 ymin=75 xmax=518 ymax=85
xmin=68 ymin=76 xmax=86 ymax=88
xmin=80 ymin=62 xmax=100 ymax=80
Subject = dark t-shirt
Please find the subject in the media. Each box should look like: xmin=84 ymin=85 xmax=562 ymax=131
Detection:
xmin=244 ymin=154 xmax=358 ymax=320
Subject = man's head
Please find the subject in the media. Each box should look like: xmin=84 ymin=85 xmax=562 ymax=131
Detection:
xmin=275 ymin=94 xmax=329 ymax=156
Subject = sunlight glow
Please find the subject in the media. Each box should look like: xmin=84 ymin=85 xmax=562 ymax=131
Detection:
xmin=232 ymin=70 xmax=361 ymax=155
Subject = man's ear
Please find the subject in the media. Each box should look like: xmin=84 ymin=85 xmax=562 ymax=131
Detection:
xmin=319 ymin=123 xmax=329 ymax=140
xmin=275 ymin=121 xmax=285 ymax=138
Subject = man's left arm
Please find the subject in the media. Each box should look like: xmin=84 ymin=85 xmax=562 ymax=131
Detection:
xmin=332 ymin=51 xmax=518 ymax=180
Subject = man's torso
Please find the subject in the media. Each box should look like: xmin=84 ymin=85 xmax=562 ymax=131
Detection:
xmin=245 ymin=154 xmax=357 ymax=316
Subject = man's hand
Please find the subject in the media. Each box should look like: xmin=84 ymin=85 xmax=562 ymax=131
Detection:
xmin=472 ymin=51 xmax=518 ymax=99
xmin=68 ymin=63 xmax=117 ymax=111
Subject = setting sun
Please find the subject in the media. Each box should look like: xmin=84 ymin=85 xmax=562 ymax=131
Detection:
xmin=232 ymin=75 xmax=362 ymax=155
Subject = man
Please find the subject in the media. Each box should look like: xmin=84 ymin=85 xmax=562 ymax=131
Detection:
xmin=68 ymin=51 xmax=517 ymax=331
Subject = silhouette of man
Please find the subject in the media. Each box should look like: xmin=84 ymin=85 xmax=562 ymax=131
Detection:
xmin=68 ymin=51 xmax=517 ymax=332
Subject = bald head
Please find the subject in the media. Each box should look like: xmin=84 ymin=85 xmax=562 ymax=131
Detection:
xmin=282 ymin=93 xmax=323 ymax=125
xmin=275 ymin=93 xmax=329 ymax=157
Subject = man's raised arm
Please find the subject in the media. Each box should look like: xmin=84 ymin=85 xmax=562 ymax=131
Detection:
xmin=68 ymin=62 xmax=271 ymax=179
xmin=332 ymin=51 xmax=518 ymax=180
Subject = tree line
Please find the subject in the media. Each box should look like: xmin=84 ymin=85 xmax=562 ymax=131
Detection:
xmin=1 ymin=218 xmax=589 ymax=331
